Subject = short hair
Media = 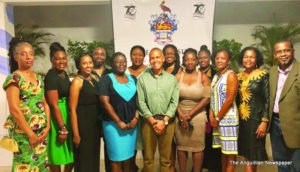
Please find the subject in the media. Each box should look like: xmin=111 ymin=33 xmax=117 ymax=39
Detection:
xmin=50 ymin=42 xmax=66 ymax=59
xmin=75 ymin=52 xmax=92 ymax=74
xmin=198 ymin=45 xmax=211 ymax=56
xmin=237 ymin=47 xmax=264 ymax=68
xmin=182 ymin=48 xmax=198 ymax=65
xmin=212 ymin=49 xmax=232 ymax=63
xmin=162 ymin=44 xmax=180 ymax=70
xmin=8 ymin=37 xmax=33 ymax=73
xmin=130 ymin=45 xmax=145 ymax=57
xmin=274 ymin=40 xmax=294 ymax=49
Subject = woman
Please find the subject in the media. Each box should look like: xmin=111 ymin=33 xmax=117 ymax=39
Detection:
xmin=163 ymin=44 xmax=182 ymax=75
xmin=69 ymin=53 xmax=100 ymax=172
xmin=126 ymin=45 xmax=148 ymax=172
xmin=210 ymin=49 xmax=238 ymax=172
xmin=237 ymin=47 xmax=269 ymax=172
xmin=198 ymin=45 xmax=221 ymax=172
xmin=175 ymin=48 xmax=211 ymax=172
xmin=98 ymin=52 xmax=138 ymax=172
xmin=3 ymin=38 xmax=50 ymax=171
xmin=198 ymin=45 xmax=216 ymax=80
xmin=162 ymin=44 xmax=181 ymax=172
xmin=45 ymin=42 xmax=73 ymax=172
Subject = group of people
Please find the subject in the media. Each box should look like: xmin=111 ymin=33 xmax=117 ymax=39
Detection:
xmin=3 ymin=37 xmax=300 ymax=172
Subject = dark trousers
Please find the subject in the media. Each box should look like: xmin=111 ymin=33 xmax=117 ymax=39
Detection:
xmin=270 ymin=115 xmax=300 ymax=172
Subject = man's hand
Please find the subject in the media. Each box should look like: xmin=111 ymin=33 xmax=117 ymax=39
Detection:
xmin=153 ymin=120 xmax=165 ymax=135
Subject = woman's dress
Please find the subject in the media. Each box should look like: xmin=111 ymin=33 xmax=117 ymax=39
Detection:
xmin=45 ymin=69 xmax=73 ymax=165
xmin=73 ymin=78 xmax=100 ymax=172
xmin=3 ymin=73 xmax=49 ymax=172
xmin=237 ymin=70 xmax=269 ymax=160
xmin=97 ymin=73 xmax=137 ymax=161
xmin=211 ymin=70 xmax=239 ymax=155
xmin=175 ymin=71 xmax=211 ymax=151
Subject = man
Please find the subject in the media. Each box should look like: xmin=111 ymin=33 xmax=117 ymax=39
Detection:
xmin=269 ymin=40 xmax=300 ymax=172
xmin=92 ymin=46 xmax=111 ymax=172
xmin=137 ymin=48 xmax=179 ymax=172
xmin=92 ymin=47 xmax=109 ymax=80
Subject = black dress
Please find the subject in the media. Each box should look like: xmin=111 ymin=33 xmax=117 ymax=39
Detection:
xmin=237 ymin=70 xmax=269 ymax=160
xmin=74 ymin=78 xmax=100 ymax=172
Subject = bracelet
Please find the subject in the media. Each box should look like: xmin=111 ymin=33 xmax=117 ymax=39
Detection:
xmin=58 ymin=130 xmax=69 ymax=135
xmin=134 ymin=116 xmax=139 ymax=120
xmin=59 ymin=125 xmax=66 ymax=130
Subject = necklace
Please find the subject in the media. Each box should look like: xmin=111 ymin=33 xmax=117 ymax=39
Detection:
xmin=78 ymin=74 xmax=92 ymax=82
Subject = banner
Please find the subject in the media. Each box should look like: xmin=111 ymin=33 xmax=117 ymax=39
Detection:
xmin=112 ymin=0 xmax=215 ymax=63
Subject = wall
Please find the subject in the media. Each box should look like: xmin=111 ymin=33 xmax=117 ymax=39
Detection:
xmin=14 ymin=5 xmax=113 ymax=74
xmin=214 ymin=23 xmax=300 ymax=61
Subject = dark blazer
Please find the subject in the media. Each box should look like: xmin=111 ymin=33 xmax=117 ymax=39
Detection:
xmin=268 ymin=59 xmax=300 ymax=148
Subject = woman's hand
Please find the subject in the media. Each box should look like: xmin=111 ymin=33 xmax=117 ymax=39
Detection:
xmin=117 ymin=121 xmax=129 ymax=130
xmin=182 ymin=113 xmax=191 ymax=121
xmin=128 ymin=118 xmax=138 ymax=129
xmin=38 ymin=126 xmax=50 ymax=142
xmin=73 ymin=135 xmax=81 ymax=147
xmin=57 ymin=127 xmax=68 ymax=143
xmin=256 ymin=122 xmax=268 ymax=138
xmin=178 ymin=114 xmax=188 ymax=129
xmin=210 ymin=116 xmax=219 ymax=129
xmin=29 ymin=133 xmax=40 ymax=149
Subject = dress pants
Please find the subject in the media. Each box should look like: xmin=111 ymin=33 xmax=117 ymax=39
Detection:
xmin=142 ymin=119 xmax=174 ymax=172
xmin=270 ymin=115 xmax=300 ymax=172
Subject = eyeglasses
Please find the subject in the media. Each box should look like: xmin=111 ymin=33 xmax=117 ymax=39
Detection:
xmin=275 ymin=49 xmax=292 ymax=55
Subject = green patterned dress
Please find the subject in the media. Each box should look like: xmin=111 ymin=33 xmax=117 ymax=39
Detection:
xmin=3 ymin=73 xmax=49 ymax=172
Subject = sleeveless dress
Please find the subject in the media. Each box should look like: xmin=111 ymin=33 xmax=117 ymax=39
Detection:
xmin=45 ymin=69 xmax=73 ymax=165
xmin=237 ymin=70 xmax=269 ymax=160
xmin=175 ymin=71 xmax=211 ymax=152
xmin=3 ymin=73 xmax=49 ymax=172
xmin=73 ymin=78 xmax=100 ymax=172
xmin=211 ymin=70 xmax=239 ymax=155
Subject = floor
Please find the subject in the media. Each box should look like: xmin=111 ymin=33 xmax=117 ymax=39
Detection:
xmin=0 ymin=134 xmax=278 ymax=171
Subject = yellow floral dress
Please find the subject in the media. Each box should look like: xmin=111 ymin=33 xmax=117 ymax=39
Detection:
xmin=237 ymin=70 xmax=269 ymax=160
xmin=3 ymin=73 xmax=49 ymax=172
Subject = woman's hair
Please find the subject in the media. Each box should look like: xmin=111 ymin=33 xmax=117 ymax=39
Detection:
xmin=238 ymin=47 xmax=264 ymax=68
xmin=130 ymin=45 xmax=145 ymax=57
xmin=198 ymin=45 xmax=211 ymax=56
xmin=49 ymin=42 xmax=66 ymax=59
xmin=212 ymin=49 xmax=232 ymax=63
xmin=8 ymin=37 xmax=32 ymax=73
xmin=182 ymin=48 xmax=198 ymax=66
xmin=111 ymin=52 xmax=126 ymax=69
xmin=75 ymin=52 xmax=92 ymax=74
xmin=162 ymin=44 xmax=180 ymax=70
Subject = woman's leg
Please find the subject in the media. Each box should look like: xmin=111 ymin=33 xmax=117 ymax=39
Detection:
xmin=192 ymin=151 xmax=204 ymax=172
xmin=177 ymin=150 xmax=188 ymax=172
xmin=63 ymin=163 xmax=74 ymax=172
xmin=224 ymin=154 xmax=236 ymax=172
xmin=111 ymin=161 xmax=122 ymax=172
xmin=244 ymin=158 xmax=257 ymax=172
xmin=123 ymin=159 xmax=132 ymax=172
xmin=49 ymin=165 xmax=61 ymax=172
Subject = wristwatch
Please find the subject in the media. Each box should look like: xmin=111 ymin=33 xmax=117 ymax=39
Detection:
xmin=163 ymin=119 xmax=169 ymax=126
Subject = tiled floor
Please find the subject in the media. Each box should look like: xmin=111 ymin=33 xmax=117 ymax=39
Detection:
xmin=1 ymin=134 xmax=278 ymax=171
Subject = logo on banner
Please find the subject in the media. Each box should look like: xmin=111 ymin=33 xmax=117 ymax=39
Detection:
xmin=149 ymin=1 xmax=178 ymax=45
xmin=193 ymin=3 xmax=205 ymax=18
xmin=124 ymin=5 xmax=137 ymax=19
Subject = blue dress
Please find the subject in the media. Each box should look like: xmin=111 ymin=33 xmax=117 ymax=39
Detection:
xmin=97 ymin=73 xmax=137 ymax=161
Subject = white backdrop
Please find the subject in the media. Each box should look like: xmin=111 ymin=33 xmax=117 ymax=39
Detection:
xmin=112 ymin=0 xmax=215 ymax=64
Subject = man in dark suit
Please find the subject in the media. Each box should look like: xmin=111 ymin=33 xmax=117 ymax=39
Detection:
xmin=269 ymin=40 xmax=300 ymax=172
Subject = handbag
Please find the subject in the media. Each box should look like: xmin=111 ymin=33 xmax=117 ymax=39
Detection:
xmin=0 ymin=135 xmax=19 ymax=152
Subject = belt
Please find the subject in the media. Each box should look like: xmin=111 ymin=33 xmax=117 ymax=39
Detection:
xmin=273 ymin=112 xmax=279 ymax=118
